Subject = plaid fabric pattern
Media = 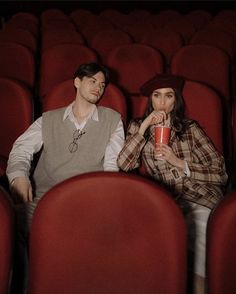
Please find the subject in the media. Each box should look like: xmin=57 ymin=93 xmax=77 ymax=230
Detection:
xmin=117 ymin=120 xmax=228 ymax=209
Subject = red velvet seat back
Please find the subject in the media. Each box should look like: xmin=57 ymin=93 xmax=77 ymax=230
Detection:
xmin=90 ymin=28 xmax=133 ymax=64
xmin=0 ymin=42 xmax=35 ymax=90
xmin=0 ymin=77 xmax=33 ymax=175
xmin=183 ymin=80 xmax=223 ymax=154
xmin=107 ymin=44 xmax=164 ymax=95
xmin=171 ymin=44 xmax=231 ymax=104
xmin=207 ymin=190 xmax=236 ymax=294
xmin=0 ymin=187 xmax=14 ymax=294
xmin=28 ymin=172 xmax=187 ymax=294
xmin=39 ymin=44 xmax=98 ymax=99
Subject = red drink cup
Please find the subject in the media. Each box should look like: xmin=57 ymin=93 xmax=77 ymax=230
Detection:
xmin=155 ymin=126 xmax=171 ymax=157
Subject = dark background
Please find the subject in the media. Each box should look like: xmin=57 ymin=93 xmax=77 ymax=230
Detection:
xmin=1 ymin=1 xmax=235 ymax=19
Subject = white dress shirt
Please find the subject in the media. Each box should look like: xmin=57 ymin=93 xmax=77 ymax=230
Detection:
xmin=7 ymin=103 xmax=125 ymax=184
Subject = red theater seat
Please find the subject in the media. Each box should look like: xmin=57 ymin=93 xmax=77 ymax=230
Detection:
xmin=0 ymin=42 xmax=35 ymax=90
xmin=0 ymin=186 xmax=14 ymax=294
xmin=39 ymin=44 xmax=98 ymax=100
xmin=90 ymin=28 xmax=133 ymax=64
xmin=28 ymin=172 xmax=187 ymax=294
xmin=0 ymin=28 xmax=37 ymax=54
xmin=171 ymin=44 xmax=231 ymax=104
xmin=207 ymin=189 xmax=236 ymax=294
xmin=41 ymin=29 xmax=85 ymax=52
xmin=0 ymin=78 xmax=33 ymax=176
xmin=107 ymin=43 xmax=164 ymax=119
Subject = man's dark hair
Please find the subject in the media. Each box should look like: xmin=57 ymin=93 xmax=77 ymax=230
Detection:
xmin=73 ymin=63 xmax=110 ymax=85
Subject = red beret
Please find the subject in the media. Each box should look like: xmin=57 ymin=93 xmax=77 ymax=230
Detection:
xmin=140 ymin=74 xmax=185 ymax=96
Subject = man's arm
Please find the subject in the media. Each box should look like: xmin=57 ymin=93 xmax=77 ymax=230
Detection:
xmin=103 ymin=119 xmax=125 ymax=171
xmin=6 ymin=117 xmax=43 ymax=202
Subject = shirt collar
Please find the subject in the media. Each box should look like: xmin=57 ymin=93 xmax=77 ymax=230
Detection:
xmin=63 ymin=102 xmax=99 ymax=122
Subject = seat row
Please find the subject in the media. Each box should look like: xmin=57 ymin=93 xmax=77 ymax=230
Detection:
xmin=0 ymin=9 xmax=235 ymax=109
xmin=0 ymin=37 xmax=233 ymax=153
xmin=0 ymin=172 xmax=236 ymax=294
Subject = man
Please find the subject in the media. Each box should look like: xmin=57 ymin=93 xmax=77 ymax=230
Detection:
xmin=7 ymin=62 xmax=125 ymax=293
xmin=7 ymin=62 xmax=125 ymax=225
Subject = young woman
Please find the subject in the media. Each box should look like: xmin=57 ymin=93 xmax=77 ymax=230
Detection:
xmin=117 ymin=73 xmax=228 ymax=294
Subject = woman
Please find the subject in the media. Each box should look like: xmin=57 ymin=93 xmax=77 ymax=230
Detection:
xmin=117 ymin=74 xmax=228 ymax=294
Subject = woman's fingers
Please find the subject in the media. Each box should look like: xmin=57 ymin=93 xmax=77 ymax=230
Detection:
xmin=151 ymin=110 xmax=167 ymax=124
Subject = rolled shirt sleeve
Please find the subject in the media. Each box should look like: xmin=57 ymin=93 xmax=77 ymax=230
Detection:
xmin=6 ymin=117 xmax=43 ymax=184
xmin=103 ymin=119 xmax=125 ymax=171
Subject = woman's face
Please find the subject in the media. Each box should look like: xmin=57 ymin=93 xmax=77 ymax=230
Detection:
xmin=151 ymin=87 xmax=175 ymax=114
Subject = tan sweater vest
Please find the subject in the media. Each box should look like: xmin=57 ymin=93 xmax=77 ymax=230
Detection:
xmin=33 ymin=106 xmax=120 ymax=197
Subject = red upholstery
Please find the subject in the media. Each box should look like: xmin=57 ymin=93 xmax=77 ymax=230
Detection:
xmin=129 ymin=94 xmax=149 ymax=119
xmin=99 ymin=9 xmax=131 ymax=29
xmin=122 ymin=22 xmax=155 ymax=43
xmin=207 ymin=190 xmax=236 ymax=294
xmin=0 ymin=42 xmax=35 ymax=90
xmin=171 ymin=45 xmax=232 ymax=157
xmin=40 ymin=9 xmax=69 ymax=25
xmin=164 ymin=17 xmax=196 ymax=43
xmin=185 ymin=10 xmax=212 ymax=30
xmin=90 ymin=29 xmax=133 ymax=64
xmin=28 ymin=172 xmax=187 ymax=294
xmin=0 ymin=28 xmax=37 ymax=54
xmin=42 ymin=80 xmax=128 ymax=125
xmin=69 ymin=9 xmax=95 ymax=31
xmin=70 ymin=8 xmax=94 ymax=23
xmin=107 ymin=44 xmax=164 ymax=96
xmin=150 ymin=10 xmax=181 ymax=28
xmin=41 ymin=19 xmax=76 ymax=33
xmin=214 ymin=9 xmax=236 ymax=24
xmin=80 ymin=15 xmax=115 ymax=46
xmin=183 ymin=80 xmax=223 ymax=154
xmin=205 ymin=20 xmax=236 ymax=45
xmin=41 ymin=29 xmax=85 ymax=52
xmin=11 ymin=12 xmax=39 ymax=25
xmin=0 ymin=156 xmax=7 ymax=177
xmin=232 ymin=100 xmax=236 ymax=161
xmin=140 ymin=28 xmax=184 ymax=66
xmin=4 ymin=16 xmax=38 ymax=39
xmin=190 ymin=28 xmax=235 ymax=61
xmin=39 ymin=44 xmax=98 ymax=99
xmin=0 ymin=78 xmax=33 ymax=175
xmin=0 ymin=186 xmax=14 ymax=294
xmin=128 ymin=9 xmax=151 ymax=22
xmin=171 ymin=44 xmax=231 ymax=104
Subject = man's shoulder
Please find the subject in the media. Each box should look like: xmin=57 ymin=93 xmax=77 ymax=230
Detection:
xmin=97 ymin=106 xmax=121 ymax=119
xmin=42 ymin=107 xmax=67 ymax=119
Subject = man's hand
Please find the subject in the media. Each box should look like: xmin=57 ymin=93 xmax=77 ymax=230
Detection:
xmin=11 ymin=177 xmax=33 ymax=203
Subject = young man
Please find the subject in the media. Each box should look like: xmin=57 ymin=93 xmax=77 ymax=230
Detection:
xmin=7 ymin=62 xmax=125 ymax=225
xmin=7 ymin=62 xmax=125 ymax=293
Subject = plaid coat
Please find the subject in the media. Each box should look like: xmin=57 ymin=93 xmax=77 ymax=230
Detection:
xmin=117 ymin=120 xmax=228 ymax=209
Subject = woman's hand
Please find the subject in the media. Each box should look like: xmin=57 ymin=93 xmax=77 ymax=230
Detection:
xmin=139 ymin=110 xmax=167 ymax=136
xmin=156 ymin=144 xmax=186 ymax=170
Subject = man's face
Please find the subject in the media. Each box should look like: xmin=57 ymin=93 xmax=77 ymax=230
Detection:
xmin=74 ymin=71 xmax=106 ymax=104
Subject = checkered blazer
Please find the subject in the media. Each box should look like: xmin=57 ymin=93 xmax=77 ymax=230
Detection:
xmin=117 ymin=120 xmax=228 ymax=209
